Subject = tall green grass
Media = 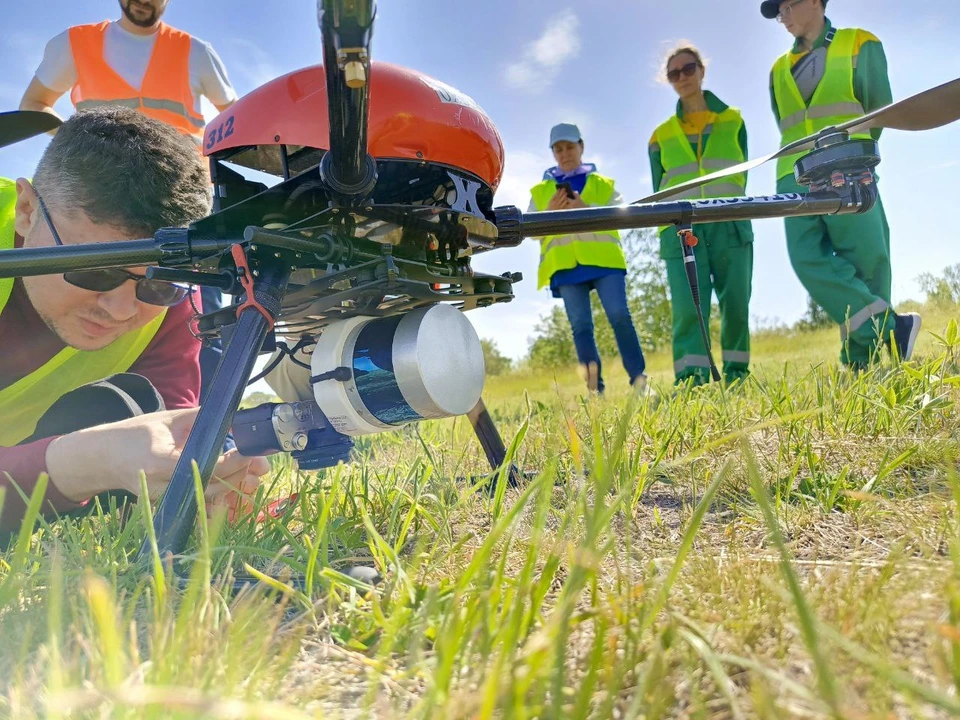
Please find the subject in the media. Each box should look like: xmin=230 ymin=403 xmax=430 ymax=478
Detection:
xmin=2 ymin=307 xmax=960 ymax=717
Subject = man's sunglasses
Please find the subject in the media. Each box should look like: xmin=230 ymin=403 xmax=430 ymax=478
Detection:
xmin=35 ymin=190 xmax=189 ymax=307
xmin=666 ymin=61 xmax=700 ymax=83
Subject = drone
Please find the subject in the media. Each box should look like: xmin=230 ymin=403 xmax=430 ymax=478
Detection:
xmin=0 ymin=0 xmax=958 ymax=569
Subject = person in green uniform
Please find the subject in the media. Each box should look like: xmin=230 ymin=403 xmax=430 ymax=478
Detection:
xmin=762 ymin=0 xmax=921 ymax=368
xmin=649 ymin=44 xmax=754 ymax=385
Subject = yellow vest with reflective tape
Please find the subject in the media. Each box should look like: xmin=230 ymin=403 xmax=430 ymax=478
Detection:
xmin=772 ymin=28 xmax=871 ymax=179
xmin=530 ymin=173 xmax=626 ymax=289
xmin=654 ymin=107 xmax=747 ymax=199
xmin=654 ymin=106 xmax=747 ymax=233
xmin=0 ymin=178 xmax=166 ymax=446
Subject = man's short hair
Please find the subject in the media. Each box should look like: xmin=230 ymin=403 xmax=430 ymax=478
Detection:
xmin=32 ymin=107 xmax=211 ymax=236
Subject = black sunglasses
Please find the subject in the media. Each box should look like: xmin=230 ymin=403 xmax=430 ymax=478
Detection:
xmin=35 ymin=190 xmax=189 ymax=307
xmin=666 ymin=61 xmax=700 ymax=83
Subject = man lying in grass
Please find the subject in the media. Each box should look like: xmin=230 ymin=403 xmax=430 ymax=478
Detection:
xmin=0 ymin=107 xmax=268 ymax=536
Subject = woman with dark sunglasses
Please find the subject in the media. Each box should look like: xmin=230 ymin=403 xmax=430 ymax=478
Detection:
xmin=648 ymin=44 xmax=754 ymax=386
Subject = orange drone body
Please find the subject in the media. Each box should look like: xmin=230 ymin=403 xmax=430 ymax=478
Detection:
xmin=204 ymin=62 xmax=505 ymax=191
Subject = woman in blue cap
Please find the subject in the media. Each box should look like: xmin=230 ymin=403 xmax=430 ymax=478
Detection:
xmin=528 ymin=123 xmax=647 ymax=394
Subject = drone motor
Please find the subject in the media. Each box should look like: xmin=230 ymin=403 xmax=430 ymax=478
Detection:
xmin=792 ymin=132 xmax=881 ymax=190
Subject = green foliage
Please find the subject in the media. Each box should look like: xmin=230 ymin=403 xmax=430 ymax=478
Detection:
xmin=794 ymin=296 xmax=833 ymax=332
xmin=480 ymin=338 xmax=512 ymax=375
xmin=918 ymin=262 xmax=960 ymax=308
xmin=527 ymin=229 xmax=672 ymax=370
xmin=527 ymin=305 xmax=576 ymax=368
xmin=240 ymin=390 xmax=279 ymax=408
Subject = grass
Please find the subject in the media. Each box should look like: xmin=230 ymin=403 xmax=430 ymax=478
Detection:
xmin=4 ymin=304 xmax=960 ymax=718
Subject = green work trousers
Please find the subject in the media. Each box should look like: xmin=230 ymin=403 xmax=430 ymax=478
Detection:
xmin=660 ymin=220 xmax=754 ymax=385
xmin=777 ymin=175 xmax=894 ymax=367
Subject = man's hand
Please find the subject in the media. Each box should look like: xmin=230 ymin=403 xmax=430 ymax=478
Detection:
xmin=45 ymin=408 xmax=270 ymax=516
xmin=546 ymin=188 xmax=589 ymax=211
xmin=205 ymin=449 xmax=270 ymax=521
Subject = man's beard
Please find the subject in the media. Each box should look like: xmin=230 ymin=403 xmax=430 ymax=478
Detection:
xmin=120 ymin=0 xmax=160 ymax=28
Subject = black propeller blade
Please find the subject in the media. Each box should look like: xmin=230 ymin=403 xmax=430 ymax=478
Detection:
xmin=0 ymin=110 xmax=61 ymax=149
xmin=633 ymin=76 xmax=960 ymax=204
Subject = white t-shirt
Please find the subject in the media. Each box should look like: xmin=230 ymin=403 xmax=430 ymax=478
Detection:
xmin=34 ymin=21 xmax=238 ymax=115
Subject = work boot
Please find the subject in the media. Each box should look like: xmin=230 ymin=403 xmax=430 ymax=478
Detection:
xmin=892 ymin=312 xmax=922 ymax=361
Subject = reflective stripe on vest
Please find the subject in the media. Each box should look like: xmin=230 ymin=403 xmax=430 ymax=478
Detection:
xmin=68 ymin=21 xmax=205 ymax=144
xmin=0 ymin=178 xmax=167 ymax=446
xmin=772 ymin=28 xmax=870 ymax=179
xmin=530 ymin=173 xmax=626 ymax=290
xmin=654 ymin=106 xmax=747 ymax=231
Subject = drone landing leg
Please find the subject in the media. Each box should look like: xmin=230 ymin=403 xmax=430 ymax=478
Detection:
xmin=467 ymin=399 xmax=522 ymax=488
xmin=138 ymin=262 xmax=290 ymax=564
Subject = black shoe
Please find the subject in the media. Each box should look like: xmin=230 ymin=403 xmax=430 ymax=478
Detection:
xmin=892 ymin=312 xmax=922 ymax=361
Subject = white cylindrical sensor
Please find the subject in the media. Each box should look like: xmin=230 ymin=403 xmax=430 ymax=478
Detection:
xmin=312 ymin=304 xmax=485 ymax=436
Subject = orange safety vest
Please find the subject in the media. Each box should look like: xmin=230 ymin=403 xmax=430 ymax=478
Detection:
xmin=68 ymin=21 xmax=205 ymax=146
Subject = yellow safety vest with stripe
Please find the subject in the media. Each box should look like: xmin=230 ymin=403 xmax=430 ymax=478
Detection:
xmin=653 ymin=107 xmax=747 ymax=200
xmin=530 ymin=173 xmax=626 ymax=290
xmin=772 ymin=28 xmax=871 ymax=180
xmin=0 ymin=178 xmax=166 ymax=446
xmin=653 ymin=106 xmax=747 ymax=234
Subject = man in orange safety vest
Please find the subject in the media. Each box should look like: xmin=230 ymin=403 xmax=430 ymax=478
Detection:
xmin=20 ymin=0 xmax=240 ymax=395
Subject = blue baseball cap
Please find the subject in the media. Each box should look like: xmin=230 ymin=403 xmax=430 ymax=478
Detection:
xmin=549 ymin=123 xmax=582 ymax=147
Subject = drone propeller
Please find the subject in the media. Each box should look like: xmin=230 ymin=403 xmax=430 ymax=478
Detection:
xmin=634 ymin=76 xmax=960 ymax=204
xmin=0 ymin=110 xmax=61 ymax=149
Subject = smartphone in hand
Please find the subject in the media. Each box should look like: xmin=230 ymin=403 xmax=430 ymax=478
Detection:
xmin=555 ymin=181 xmax=576 ymax=199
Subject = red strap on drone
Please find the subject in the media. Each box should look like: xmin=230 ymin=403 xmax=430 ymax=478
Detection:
xmin=230 ymin=243 xmax=274 ymax=330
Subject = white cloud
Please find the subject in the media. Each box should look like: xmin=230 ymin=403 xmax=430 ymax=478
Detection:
xmin=228 ymin=38 xmax=288 ymax=94
xmin=503 ymin=10 xmax=581 ymax=92
xmin=529 ymin=12 xmax=581 ymax=68
xmin=494 ymin=148 xmax=547 ymax=209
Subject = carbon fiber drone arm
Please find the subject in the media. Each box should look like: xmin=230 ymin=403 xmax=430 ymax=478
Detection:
xmin=317 ymin=0 xmax=378 ymax=198
xmin=509 ymin=188 xmax=866 ymax=239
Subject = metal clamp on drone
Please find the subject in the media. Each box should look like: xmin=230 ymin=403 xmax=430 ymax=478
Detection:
xmin=0 ymin=0 xmax=957 ymax=568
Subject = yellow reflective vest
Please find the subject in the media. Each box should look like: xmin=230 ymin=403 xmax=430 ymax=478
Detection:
xmin=653 ymin=105 xmax=747 ymax=234
xmin=0 ymin=178 xmax=166 ymax=446
xmin=653 ymin=106 xmax=747 ymax=200
xmin=771 ymin=28 xmax=871 ymax=180
xmin=529 ymin=172 xmax=626 ymax=290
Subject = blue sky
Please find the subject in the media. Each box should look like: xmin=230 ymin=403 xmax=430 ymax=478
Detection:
xmin=2 ymin=0 xmax=958 ymax=361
